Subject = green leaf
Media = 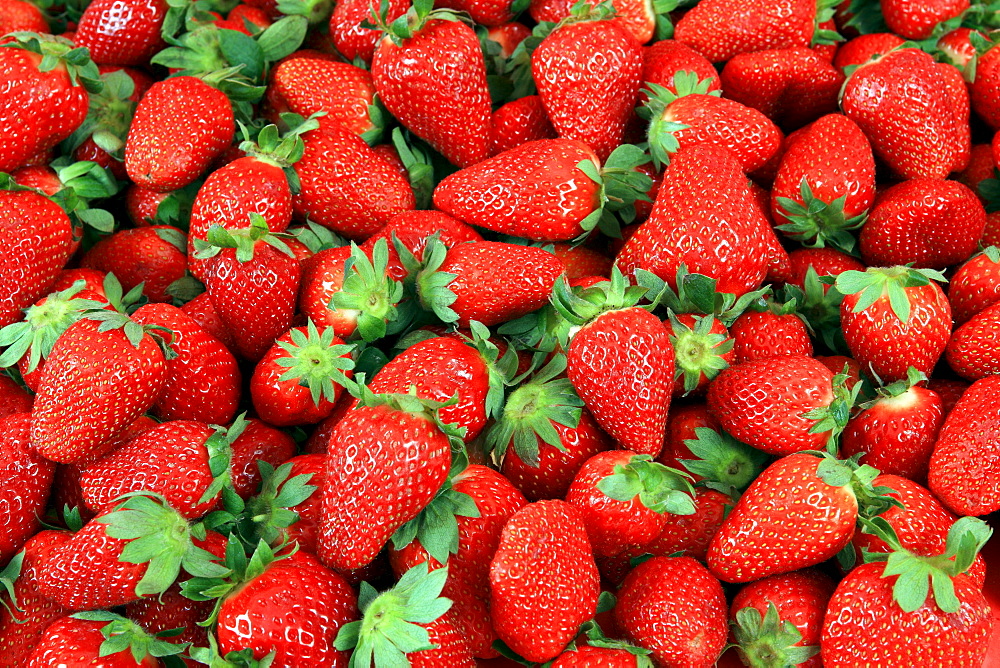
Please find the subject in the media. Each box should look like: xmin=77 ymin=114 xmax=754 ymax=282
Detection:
xmin=256 ymin=15 xmax=308 ymax=61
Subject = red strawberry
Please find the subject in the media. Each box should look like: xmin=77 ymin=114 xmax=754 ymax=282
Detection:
xmin=641 ymin=39 xmax=721 ymax=97
xmin=728 ymin=304 xmax=813 ymax=364
xmin=835 ymin=266 xmax=952 ymax=383
xmin=490 ymin=500 xmax=600 ymax=663
xmin=30 ymin=314 xmax=168 ymax=464
xmin=614 ymin=556 xmax=728 ymax=666
xmin=0 ymin=414 xmax=54 ymax=563
xmin=124 ymin=585 xmax=212 ymax=662
xmin=841 ymin=369 xmax=944 ymax=482
xmin=486 ymin=22 xmax=532 ymax=57
xmin=842 ymin=48 xmax=969 ymax=179
xmin=949 ymin=246 xmax=1000 ymax=325
xmin=226 ymin=417 xmax=297 ymax=500
xmin=329 ymin=0 xmax=409 ymax=64
xmin=881 ymin=0 xmax=968 ymax=39
xmin=372 ymin=7 xmax=492 ymax=168
xmin=75 ymin=0 xmax=168 ymax=66
xmin=80 ymin=226 xmax=187 ymax=303
xmin=532 ymin=7 xmax=643 ymax=162
xmin=784 ymin=247 xmax=866 ymax=290
xmin=490 ymin=95 xmax=558 ymax=155
xmin=0 ymin=374 xmax=32 ymax=419
xmin=125 ymin=76 xmax=235 ymax=192
xmin=860 ymin=179 xmax=985 ymax=269
xmin=0 ymin=0 xmax=49 ymax=33
xmin=627 ymin=486 xmax=731 ymax=562
xmin=730 ymin=569 xmax=836 ymax=668
xmin=25 ymin=614 xmax=165 ymax=667
xmin=361 ymin=209 xmax=484 ymax=260
xmin=946 ymin=300 xmax=1000 ymax=380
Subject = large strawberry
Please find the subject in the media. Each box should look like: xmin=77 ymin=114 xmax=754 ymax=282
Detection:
xmin=371 ymin=0 xmax=493 ymax=168
xmin=0 ymin=414 xmax=54 ymax=563
xmin=74 ymin=0 xmax=168 ymax=67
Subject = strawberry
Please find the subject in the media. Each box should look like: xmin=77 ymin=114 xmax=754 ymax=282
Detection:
xmin=25 ymin=613 xmax=177 ymax=667
xmin=949 ymin=245 xmax=1000 ymax=325
xmin=0 ymin=35 xmax=101 ymax=174
xmin=928 ymin=375 xmax=1000 ymax=516
xmin=0 ymin=374 xmax=31 ymax=419
xmin=329 ymin=0 xmax=409 ymax=64
xmin=853 ymin=475 xmax=986 ymax=588
xmin=130 ymin=302 xmax=241 ymax=425
xmin=617 ymin=144 xmax=784 ymax=297
xmin=841 ymin=48 xmax=969 ymax=180
xmin=30 ymin=313 xmax=168 ymax=464
xmin=614 ymin=556 xmax=728 ymax=666
xmin=318 ymin=391 xmax=456 ymax=572
xmin=550 ymin=625 xmax=653 ymax=667
xmin=124 ymin=584 xmax=212 ymax=663
xmin=841 ymin=368 xmax=944 ymax=482
xmin=74 ymin=0 xmax=168 ymax=67
xmin=728 ymin=303 xmax=813 ymax=364
xmin=0 ymin=187 xmax=74 ymax=328
xmin=946 ymin=300 xmax=1000 ymax=380
xmin=821 ymin=517 xmax=992 ymax=665
xmin=835 ymin=266 xmax=952 ymax=383
xmin=250 ymin=322 xmax=355 ymax=426
xmin=770 ymin=113 xmax=875 ymax=253
xmin=371 ymin=2 xmax=493 ymax=168
xmin=226 ymin=417 xmax=297 ymax=500
xmin=784 ymin=247 xmax=866 ymax=291
xmin=730 ymin=569 xmax=836 ymax=668
xmin=622 ymin=486 xmax=732 ymax=564
xmin=125 ymin=75 xmax=235 ymax=192
xmin=0 ymin=1 xmax=48 ymax=34
xmin=532 ymin=5 xmax=643 ymax=162
xmin=490 ymin=95 xmax=558 ymax=155
xmin=881 ymin=0 xmax=968 ymax=39
xmin=859 ymin=178 xmax=986 ymax=270
xmin=485 ymin=21 xmax=533 ymax=56
xmin=707 ymin=354 xmax=856 ymax=456
xmin=490 ymin=500 xmax=600 ymax=663
xmin=0 ymin=414 xmax=54 ymax=563
xmin=641 ymin=39 xmax=721 ymax=97
xmin=417 ymin=239 xmax=566 ymax=327
xmin=709 ymin=453 xmax=889 ymax=584
xmin=195 ymin=215 xmax=301 ymax=361
xmin=720 ymin=48 xmax=844 ymax=131
xmin=360 ymin=209 xmax=484 ymax=261
xmin=80 ymin=226 xmax=187 ymax=303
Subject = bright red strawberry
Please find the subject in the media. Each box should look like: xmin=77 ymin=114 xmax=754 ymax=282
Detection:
xmin=124 ymin=584 xmax=212 ymax=663
xmin=227 ymin=417 xmax=297 ymax=500
xmin=329 ymin=0 xmax=409 ymax=64
xmin=785 ymin=247 xmax=867 ymax=291
xmin=490 ymin=95 xmax=558 ymax=155
xmin=0 ymin=0 xmax=48 ymax=33
xmin=770 ymin=114 xmax=875 ymax=252
xmin=490 ymin=500 xmax=600 ymax=663
xmin=728 ymin=304 xmax=813 ymax=364
xmin=125 ymin=76 xmax=235 ymax=192
xmin=30 ymin=314 xmax=168 ymax=464
xmin=860 ymin=178 xmax=985 ymax=269
xmin=641 ymin=39 xmax=721 ymax=97
xmin=946 ymin=300 xmax=1000 ymax=380
xmin=75 ymin=0 xmax=168 ymax=66
xmin=841 ymin=369 xmax=944 ymax=482
xmin=0 ymin=374 xmax=31 ymax=419
xmin=0 ymin=414 xmax=54 ymax=563
xmin=949 ymin=246 xmax=1000 ymax=325
xmin=371 ymin=6 xmax=492 ymax=168
xmin=628 ymin=486 xmax=731 ymax=563
xmin=836 ymin=266 xmax=952 ymax=383
xmin=532 ymin=7 xmax=643 ymax=162
xmin=80 ymin=226 xmax=187 ymax=303
xmin=0 ymin=188 xmax=74 ymax=328
xmin=25 ymin=614 xmax=164 ymax=667
xmin=842 ymin=48 xmax=969 ymax=179
xmin=730 ymin=569 xmax=836 ymax=668
xmin=881 ymin=0 xmax=967 ymax=39
xmin=617 ymin=144 xmax=785 ymax=297
xmin=821 ymin=518 xmax=992 ymax=665
xmin=614 ymin=556 xmax=728 ymax=666
xmin=707 ymin=453 xmax=870 ymax=582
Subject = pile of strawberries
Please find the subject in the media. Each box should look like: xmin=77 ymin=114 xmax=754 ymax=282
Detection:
xmin=4 ymin=0 xmax=1000 ymax=664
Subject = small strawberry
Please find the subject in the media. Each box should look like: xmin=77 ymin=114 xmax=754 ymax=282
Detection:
xmin=329 ymin=0 xmax=409 ymax=64
xmin=881 ymin=0 xmax=967 ymax=39
xmin=25 ymin=612 xmax=184 ymax=667
xmin=641 ymin=39 xmax=721 ymax=97
xmin=75 ymin=0 xmax=168 ymax=67
xmin=0 ymin=0 xmax=48 ymax=33
xmin=490 ymin=95 xmax=558 ymax=155
xmin=728 ymin=301 xmax=813 ymax=364
xmin=946 ymin=300 xmax=1000 ymax=380
xmin=80 ymin=226 xmax=187 ymax=303
xmin=948 ymin=246 xmax=1000 ymax=325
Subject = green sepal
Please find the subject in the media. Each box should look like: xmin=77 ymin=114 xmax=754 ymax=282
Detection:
xmin=775 ymin=178 xmax=866 ymax=254
xmin=1 ymin=33 xmax=103 ymax=93
xmin=188 ymin=631 xmax=278 ymax=667
xmin=0 ymin=551 xmax=25 ymax=620
xmin=731 ymin=603 xmax=819 ymax=668
xmin=81 ymin=308 xmax=177 ymax=357
xmin=71 ymin=610 xmax=189 ymax=664
xmin=558 ymin=619 xmax=654 ymax=667
xmin=979 ymin=170 xmax=1000 ymax=213
xmin=194 ymin=212 xmax=296 ymax=264
xmin=855 ymin=365 xmax=926 ymax=412
xmin=634 ymin=265 xmax=770 ymax=325
xmin=333 ymin=239 xmax=407 ymax=342
xmin=286 ymin=219 xmax=348 ymax=254
xmin=835 ymin=265 xmax=947 ymax=325
xmin=196 ymin=414 xmax=250 ymax=506
xmin=63 ymin=69 xmax=136 ymax=157
xmin=779 ymin=266 xmax=848 ymax=355
xmin=391 ymin=128 xmax=435 ymax=210
xmin=596 ymin=454 xmax=696 ymax=515
xmin=801 ymin=364 xmax=865 ymax=454
xmin=639 ymin=76 xmax=721 ymax=168
xmin=667 ymin=312 xmax=734 ymax=394
xmin=809 ymin=451 xmax=902 ymax=519
xmin=842 ymin=0 xmax=888 ymax=35
xmin=390 ymin=477 xmax=481 ymax=566
xmin=550 ymin=266 xmax=648 ymax=330
xmin=461 ymin=320 xmax=521 ymax=421
xmin=811 ymin=0 xmax=844 ymax=46
xmin=274 ymin=319 xmax=356 ymax=404
xmin=414 ymin=235 xmax=460 ymax=324
xmin=591 ymin=143 xmax=655 ymax=241
xmin=238 ymin=116 xmax=319 ymax=185
xmin=679 ymin=427 xmax=770 ymax=495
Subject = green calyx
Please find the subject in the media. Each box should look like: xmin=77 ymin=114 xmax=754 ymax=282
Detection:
xmin=71 ymin=610 xmax=190 ymax=664
xmin=668 ymin=312 xmax=734 ymax=394
xmin=483 ymin=354 xmax=583 ymax=466
xmin=782 ymin=266 xmax=847 ymax=355
xmin=811 ymin=452 xmax=901 ymax=521
xmin=221 ymin=460 xmax=319 ymax=551
xmin=460 ymin=320 xmax=521 ymax=421
xmin=373 ymin=0 xmax=473 ymax=46
xmin=559 ymin=620 xmax=654 ymax=667
xmin=801 ymin=363 xmax=866 ymax=454
xmin=81 ymin=308 xmax=178 ymax=359
xmin=856 ymin=365 xmax=926 ymax=411
xmin=287 ymin=220 xmax=347 ymax=254
xmin=99 ymin=493 xmax=231 ymax=600
xmin=64 ymin=69 xmax=137 ymax=158
xmin=551 ymin=266 xmax=647 ymax=331
xmin=238 ymin=118 xmax=320 ymax=193
xmin=635 ymin=265 xmax=771 ymax=325
xmin=275 ymin=320 xmax=356 ymax=406
xmin=333 ymin=239 xmax=407 ymax=342
xmin=811 ymin=0 xmax=844 ymax=46
xmin=1 ymin=32 xmax=103 ymax=94
xmin=834 ymin=265 xmax=947 ymax=325
xmin=575 ymin=144 xmax=655 ymax=241
xmin=197 ymin=414 xmax=250 ymax=506
xmin=0 ymin=279 xmax=106 ymax=371
xmin=276 ymin=0 xmax=333 ymax=24
xmin=979 ymin=170 xmax=1000 ymax=213
xmin=732 ymin=603 xmax=819 ymax=668
xmin=860 ymin=515 xmax=992 ymax=614
xmin=679 ymin=427 xmax=770 ymax=495
xmin=414 ymin=235 xmax=460 ymax=325
xmin=188 ymin=632 xmax=278 ymax=667
xmin=597 ymin=454 xmax=696 ymax=516
xmin=390 ymin=477 xmax=481 ymax=566
xmin=775 ymin=178 xmax=866 ymax=254
xmin=639 ymin=75 xmax=721 ymax=168
xmin=0 ymin=551 xmax=25 ymax=620
xmin=334 ymin=562 xmax=453 ymax=668
xmin=389 ymin=128 xmax=434 ymax=209
xmin=193 ymin=212 xmax=296 ymax=264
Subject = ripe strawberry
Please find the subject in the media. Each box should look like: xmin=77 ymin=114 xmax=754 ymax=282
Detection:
xmin=329 ymin=0 xmax=409 ymax=64
xmin=860 ymin=179 xmax=985 ymax=270
xmin=946 ymin=301 xmax=1000 ymax=380
xmin=728 ymin=304 xmax=813 ymax=364
xmin=641 ymin=39 xmax=721 ymax=97
xmin=835 ymin=266 xmax=952 ymax=383
xmin=841 ymin=369 xmax=944 ymax=482
xmin=124 ymin=584 xmax=212 ymax=662
xmin=821 ymin=517 xmax=992 ymax=665
xmin=0 ymin=374 xmax=31 ymax=419
xmin=371 ymin=4 xmax=492 ymax=168
xmin=770 ymin=113 xmax=875 ymax=252
xmin=949 ymin=246 xmax=1000 ymax=325
xmin=730 ymin=569 xmax=836 ymax=668
xmin=532 ymin=7 xmax=643 ymax=162
xmin=0 ymin=0 xmax=48 ymax=33
xmin=125 ymin=76 xmax=235 ymax=192
xmin=881 ymin=0 xmax=967 ymax=39
xmin=80 ymin=226 xmax=187 ymax=303
xmin=490 ymin=500 xmax=600 ymax=663
xmin=25 ymin=613 xmax=169 ymax=667
xmin=417 ymin=239 xmax=565 ymax=327
xmin=75 ymin=0 xmax=168 ymax=67
xmin=361 ymin=209 xmax=484 ymax=261
xmin=614 ymin=556 xmax=728 ymax=666
xmin=841 ymin=48 xmax=969 ymax=179
xmin=0 ymin=35 xmax=100 ymax=174
xmin=30 ymin=313 xmax=168 ymax=464
xmin=0 ymin=188 xmax=74 ymax=328
xmin=490 ymin=95 xmax=558 ymax=155
xmin=784 ymin=247 xmax=867 ymax=291
xmin=708 ymin=453 xmax=878 ymax=582
xmin=928 ymin=375 xmax=1000 ymax=516
xmin=0 ymin=414 xmax=54 ymax=563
